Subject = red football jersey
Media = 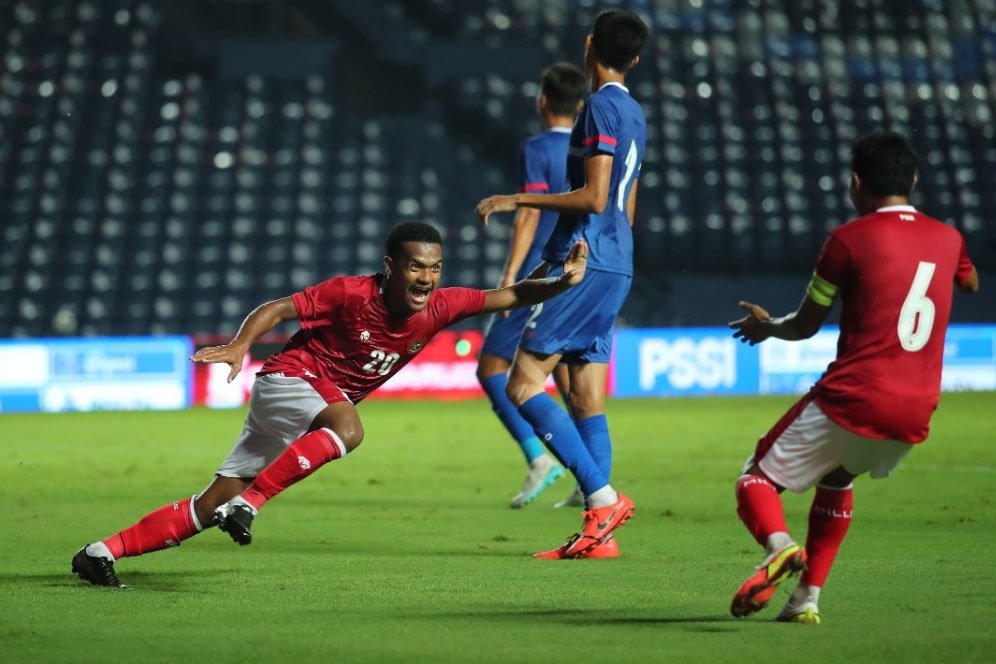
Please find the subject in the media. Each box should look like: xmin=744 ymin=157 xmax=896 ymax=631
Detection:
xmin=260 ymin=275 xmax=486 ymax=403
xmin=811 ymin=205 xmax=975 ymax=443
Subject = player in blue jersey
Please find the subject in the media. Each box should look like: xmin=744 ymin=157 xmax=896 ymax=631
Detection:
xmin=477 ymin=63 xmax=587 ymax=509
xmin=476 ymin=8 xmax=648 ymax=558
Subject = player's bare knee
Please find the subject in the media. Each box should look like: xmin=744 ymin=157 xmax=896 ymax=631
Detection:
xmin=505 ymin=378 xmax=537 ymax=407
xmin=311 ymin=402 xmax=363 ymax=451
xmin=334 ymin=422 xmax=364 ymax=452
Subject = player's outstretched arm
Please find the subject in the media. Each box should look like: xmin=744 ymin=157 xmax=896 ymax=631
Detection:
xmin=501 ymin=206 xmax=542 ymax=287
xmin=480 ymin=240 xmax=588 ymax=313
xmin=189 ymin=297 xmax=299 ymax=382
xmin=728 ymin=296 xmax=830 ymax=345
xmin=476 ymin=155 xmax=612 ymax=225
xmin=496 ymin=206 xmax=542 ymax=318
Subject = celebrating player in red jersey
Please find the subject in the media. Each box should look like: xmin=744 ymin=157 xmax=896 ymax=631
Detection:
xmin=726 ymin=131 xmax=979 ymax=623
xmin=72 ymin=221 xmax=589 ymax=588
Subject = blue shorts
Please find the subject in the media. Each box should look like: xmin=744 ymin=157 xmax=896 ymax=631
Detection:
xmin=480 ymin=306 xmax=530 ymax=362
xmin=519 ymin=266 xmax=631 ymax=363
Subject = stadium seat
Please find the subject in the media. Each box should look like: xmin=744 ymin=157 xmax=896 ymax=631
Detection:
xmin=0 ymin=0 xmax=992 ymax=335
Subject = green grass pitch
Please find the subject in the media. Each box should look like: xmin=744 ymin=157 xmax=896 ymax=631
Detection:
xmin=2 ymin=393 xmax=995 ymax=663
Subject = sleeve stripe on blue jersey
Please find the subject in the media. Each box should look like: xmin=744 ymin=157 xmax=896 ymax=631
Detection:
xmin=583 ymin=134 xmax=617 ymax=147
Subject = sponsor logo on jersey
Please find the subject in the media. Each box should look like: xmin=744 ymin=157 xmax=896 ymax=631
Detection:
xmin=408 ymin=341 xmax=425 ymax=353
xmin=297 ymin=455 xmax=311 ymax=471
xmin=360 ymin=330 xmax=370 ymax=342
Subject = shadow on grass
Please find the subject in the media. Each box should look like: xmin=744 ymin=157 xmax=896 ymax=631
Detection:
xmin=260 ymin=540 xmax=537 ymax=558
xmin=0 ymin=569 xmax=226 ymax=592
xmin=430 ymin=608 xmax=734 ymax=630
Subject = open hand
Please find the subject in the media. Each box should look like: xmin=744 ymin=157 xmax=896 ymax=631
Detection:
xmin=728 ymin=301 xmax=772 ymax=345
xmin=476 ymin=195 xmax=518 ymax=226
xmin=189 ymin=344 xmax=247 ymax=383
xmin=561 ymin=240 xmax=588 ymax=287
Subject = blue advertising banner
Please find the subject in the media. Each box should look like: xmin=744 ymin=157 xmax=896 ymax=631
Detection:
xmin=940 ymin=325 xmax=996 ymax=391
xmin=0 ymin=337 xmax=193 ymax=413
xmin=612 ymin=325 xmax=996 ymax=398
xmin=1 ymin=329 xmax=990 ymax=410
xmin=613 ymin=327 xmax=759 ymax=397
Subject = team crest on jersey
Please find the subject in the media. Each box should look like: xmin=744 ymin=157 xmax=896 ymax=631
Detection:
xmin=408 ymin=341 xmax=425 ymax=354
xmin=360 ymin=330 xmax=370 ymax=342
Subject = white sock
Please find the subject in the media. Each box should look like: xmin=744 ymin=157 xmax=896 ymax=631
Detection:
xmin=586 ymin=485 xmax=619 ymax=508
xmin=189 ymin=494 xmax=204 ymax=532
xmin=85 ymin=541 xmax=115 ymax=562
xmin=765 ymin=531 xmax=794 ymax=556
xmin=228 ymin=495 xmax=259 ymax=516
xmin=788 ymin=584 xmax=821 ymax=607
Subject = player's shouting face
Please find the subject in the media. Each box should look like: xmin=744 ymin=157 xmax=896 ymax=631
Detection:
xmin=383 ymin=240 xmax=443 ymax=316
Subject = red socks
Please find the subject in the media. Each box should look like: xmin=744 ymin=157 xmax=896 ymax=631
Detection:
xmin=736 ymin=474 xmax=853 ymax=588
xmin=103 ymin=496 xmax=202 ymax=559
xmin=241 ymin=428 xmax=345 ymax=511
xmin=100 ymin=430 xmax=345 ymax=560
xmin=735 ymin=474 xmax=788 ymax=546
xmin=801 ymin=486 xmax=853 ymax=587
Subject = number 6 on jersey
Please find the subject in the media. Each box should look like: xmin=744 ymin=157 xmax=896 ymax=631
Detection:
xmin=897 ymin=261 xmax=936 ymax=352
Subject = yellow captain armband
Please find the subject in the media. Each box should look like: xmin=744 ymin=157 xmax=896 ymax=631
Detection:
xmin=806 ymin=272 xmax=838 ymax=307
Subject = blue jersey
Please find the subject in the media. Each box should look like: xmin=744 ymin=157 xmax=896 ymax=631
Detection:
xmin=542 ymin=82 xmax=646 ymax=277
xmin=515 ymin=127 xmax=571 ymax=280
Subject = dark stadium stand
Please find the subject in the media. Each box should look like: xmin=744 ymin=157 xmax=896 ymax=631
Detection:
xmin=0 ymin=0 xmax=993 ymax=336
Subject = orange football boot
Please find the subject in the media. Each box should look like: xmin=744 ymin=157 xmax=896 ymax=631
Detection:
xmin=730 ymin=544 xmax=808 ymax=618
xmin=534 ymin=534 xmax=620 ymax=559
xmin=561 ymin=492 xmax=634 ymax=557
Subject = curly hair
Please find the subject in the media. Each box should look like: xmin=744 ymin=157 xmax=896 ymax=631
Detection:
xmin=385 ymin=221 xmax=443 ymax=259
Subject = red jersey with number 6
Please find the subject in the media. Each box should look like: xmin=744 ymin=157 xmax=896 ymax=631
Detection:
xmin=259 ymin=275 xmax=486 ymax=403
xmin=811 ymin=205 xmax=975 ymax=443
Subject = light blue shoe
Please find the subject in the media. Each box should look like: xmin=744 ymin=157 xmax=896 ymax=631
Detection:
xmin=553 ymin=486 xmax=584 ymax=509
xmin=510 ymin=455 xmax=565 ymax=508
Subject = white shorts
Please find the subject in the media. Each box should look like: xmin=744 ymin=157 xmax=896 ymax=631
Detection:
xmin=742 ymin=396 xmax=913 ymax=493
xmin=217 ymin=373 xmax=350 ymax=478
